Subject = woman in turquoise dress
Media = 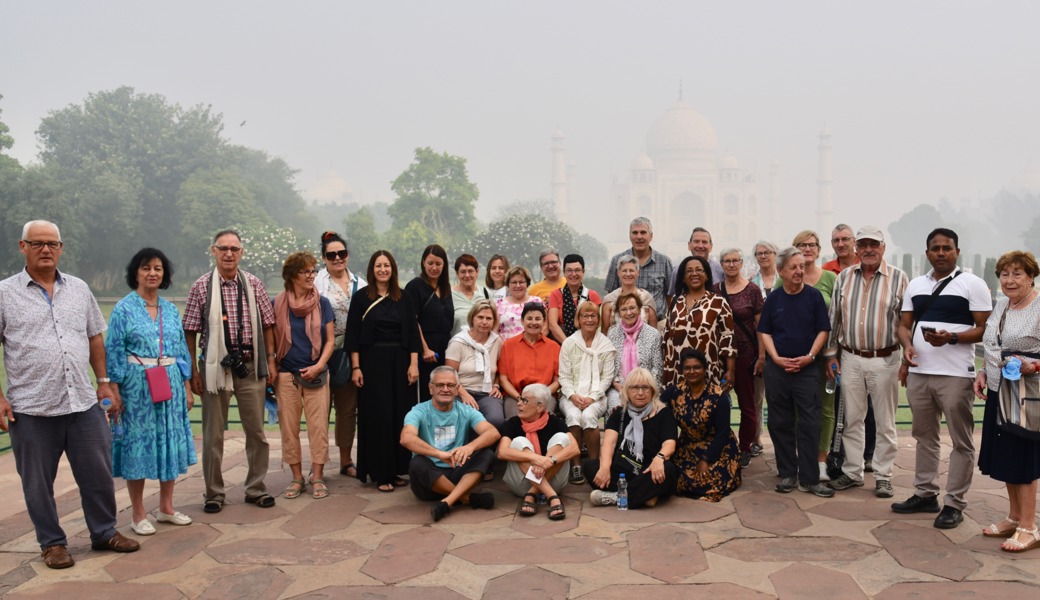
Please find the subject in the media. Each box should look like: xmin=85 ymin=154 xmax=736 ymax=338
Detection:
xmin=105 ymin=248 xmax=196 ymax=536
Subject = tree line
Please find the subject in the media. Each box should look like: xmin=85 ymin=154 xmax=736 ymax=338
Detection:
xmin=0 ymin=88 xmax=606 ymax=292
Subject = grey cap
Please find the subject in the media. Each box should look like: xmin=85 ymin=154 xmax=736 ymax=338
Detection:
xmin=856 ymin=226 xmax=885 ymax=243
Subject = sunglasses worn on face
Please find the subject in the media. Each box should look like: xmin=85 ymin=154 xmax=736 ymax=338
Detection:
xmin=325 ymin=250 xmax=348 ymax=260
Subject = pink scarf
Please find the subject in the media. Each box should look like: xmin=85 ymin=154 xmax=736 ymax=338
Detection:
xmin=520 ymin=410 xmax=550 ymax=455
xmin=620 ymin=317 xmax=643 ymax=379
xmin=274 ymin=288 xmax=322 ymax=362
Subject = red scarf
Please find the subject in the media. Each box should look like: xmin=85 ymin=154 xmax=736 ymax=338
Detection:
xmin=520 ymin=411 xmax=550 ymax=455
xmin=274 ymin=287 xmax=322 ymax=362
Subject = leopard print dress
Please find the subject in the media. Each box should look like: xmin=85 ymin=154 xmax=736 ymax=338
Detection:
xmin=662 ymin=291 xmax=736 ymax=390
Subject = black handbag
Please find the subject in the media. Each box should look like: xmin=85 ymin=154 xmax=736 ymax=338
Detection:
xmin=328 ymin=348 xmax=351 ymax=387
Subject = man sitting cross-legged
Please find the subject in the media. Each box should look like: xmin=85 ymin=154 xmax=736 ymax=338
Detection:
xmin=400 ymin=365 xmax=501 ymax=522
xmin=497 ymin=383 xmax=580 ymax=520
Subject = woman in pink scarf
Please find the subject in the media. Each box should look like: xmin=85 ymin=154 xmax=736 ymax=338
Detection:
xmin=273 ymin=252 xmax=336 ymax=500
xmin=605 ymin=292 xmax=663 ymax=414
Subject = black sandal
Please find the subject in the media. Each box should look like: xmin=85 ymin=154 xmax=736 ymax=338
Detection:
xmin=547 ymin=495 xmax=566 ymax=521
xmin=339 ymin=463 xmax=357 ymax=478
xmin=203 ymin=500 xmax=223 ymax=514
xmin=518 ymin=493 xmax=538 ymax=517
xmin=244 ymin=494 xmax=276 ymax=508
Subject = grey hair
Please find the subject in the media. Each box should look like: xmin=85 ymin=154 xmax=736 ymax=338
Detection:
xmin=616 ymin=254 xmax=640 ymax=271
xmin=22 ymin=220 xmax=61 ymax=241
xmin=430 ymin=365 xmax=460 ymax=383
xmin=538 ymin=249 xmax=560 ymax=264
xmin=719 ymin=247 xmax=742 ymax=260
xmin=832 ymin=223 xmax=853 ymax=234
xmin=776 ymin=246 xmax=804 ymax=270
xmin=754 ymin=240 xmax=779 ymax=255
xmin=522 ymin=383 xmax=552 ymax=406
xmin=629 ymin=217 xmax=653 ymax=233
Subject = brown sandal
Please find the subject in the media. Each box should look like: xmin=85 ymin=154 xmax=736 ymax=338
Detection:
xmin=518 ymin=493 xmax=538 ymax=517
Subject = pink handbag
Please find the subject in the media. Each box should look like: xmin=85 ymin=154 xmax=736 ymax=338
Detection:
xmin=132 ymin=304 xmax=173 ymax=403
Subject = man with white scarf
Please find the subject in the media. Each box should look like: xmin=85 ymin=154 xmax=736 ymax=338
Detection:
xmin=184 ymin=229 xmax=277 ymax=513
xmin=558 ymin=300 xmax=617 ymax=485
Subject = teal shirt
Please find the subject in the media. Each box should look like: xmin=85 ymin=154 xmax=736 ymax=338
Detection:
xmin=404 ymin=400 xmax=486 ymax=468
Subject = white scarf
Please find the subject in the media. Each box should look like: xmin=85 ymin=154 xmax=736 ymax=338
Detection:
xmin=204 ymin=270 xmax=261 ymax=392
xmin=450 ymin=329 xmax=500 ymax=392
xmin=573 ymin=332 xmax=615 ymax=398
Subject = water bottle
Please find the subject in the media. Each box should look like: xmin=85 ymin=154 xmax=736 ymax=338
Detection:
xmin=617 ymin=473 xmax=629 ymax=510
xmin=102 ymin=398 xmax=124 ymax=441
xmin=825 ymin=363 xmax=839 ymax=395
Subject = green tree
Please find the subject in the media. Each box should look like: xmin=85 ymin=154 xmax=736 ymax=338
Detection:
xmin=236 ymin=223 xmax=309 ymax=286
xmin=383 ymin=221 xmax=434 ymax=278
xmin=343 ymin=206 xmax=381 ymax=267
xmin=463 ymin=212 xmax=576 ymax=276
xmin=387 ymin=147 xmax=479 ymax=250
xmin=888 ymin=203 xmax=944 ymax=255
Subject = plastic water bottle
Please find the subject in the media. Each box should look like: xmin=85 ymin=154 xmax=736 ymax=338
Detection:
xmin=825 ymin=364 xmax=839 ymax=395
xmin=102 ymin=398 xmax=124 ymax=441
xmin=617 ymin=473 xmax=629 ymax=510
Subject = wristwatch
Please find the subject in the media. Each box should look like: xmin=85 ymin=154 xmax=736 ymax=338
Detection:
xmin=96 ymin=377 xmax=111 ymax=383
xmin=949 ymin=333 xmax=959 ymax=345
xmin=549 ymin=455 xmax=558 ymax=465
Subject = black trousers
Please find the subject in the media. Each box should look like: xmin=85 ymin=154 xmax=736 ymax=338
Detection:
xmin=583 ymin=456 xmax=678 ymax=508
xmin=765 ymin=361 xmax=821 ymax=485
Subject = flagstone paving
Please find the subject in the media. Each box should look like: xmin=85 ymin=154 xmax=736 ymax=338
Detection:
xmin=1 ymin=430 xmax=1039 ymax=598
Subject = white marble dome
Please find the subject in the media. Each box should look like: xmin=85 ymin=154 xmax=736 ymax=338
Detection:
xmin=645 ymin=100 xmax=718 ymax=159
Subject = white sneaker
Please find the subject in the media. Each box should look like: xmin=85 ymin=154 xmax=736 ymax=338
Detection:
xmin=131 ymin=518 xmax=156 ymax=536
xmin=818 ymin=462 xmax=830 ymax=482
xmin=155 ymin=510 xmax=193 ymax=526
xmin=590 ymin=490 xmax=618 ymax=506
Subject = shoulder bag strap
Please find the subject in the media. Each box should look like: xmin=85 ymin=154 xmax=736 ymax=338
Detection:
xmin=911 ymin=270 xmax=960 ymax=341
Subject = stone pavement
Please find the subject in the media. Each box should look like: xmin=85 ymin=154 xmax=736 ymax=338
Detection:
xmin=0 ymin=430 xmax=1038 ymax=599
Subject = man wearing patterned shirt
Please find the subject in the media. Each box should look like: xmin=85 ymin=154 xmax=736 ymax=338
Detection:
xmin=824 ymin=226 xmax=908 ymax=498
xmin=604 ymin=217 xmax=673 ymax=322
xmin=0 ymin=220 xmax=140 ymax=569
xmin=184 ymin=229 xmax=277 ymax=513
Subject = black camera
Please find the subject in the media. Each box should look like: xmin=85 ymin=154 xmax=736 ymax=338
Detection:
xmin=221 ymin=350 xmax=252 ymax=378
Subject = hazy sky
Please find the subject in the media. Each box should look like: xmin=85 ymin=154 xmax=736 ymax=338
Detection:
xmin=4 ymin=1 xmax=1039 ymax=248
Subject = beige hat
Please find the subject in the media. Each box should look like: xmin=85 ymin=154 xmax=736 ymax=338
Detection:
xmin=856 ymin=226 xmax=884 ymax=243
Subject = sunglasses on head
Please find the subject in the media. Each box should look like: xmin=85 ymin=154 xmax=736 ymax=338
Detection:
xmin=325 ymin=250 xmax=349 ymax=261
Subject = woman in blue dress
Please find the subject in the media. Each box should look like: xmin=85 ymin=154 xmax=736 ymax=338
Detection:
xmin=106 ymin=248 xmax=196 ymax=536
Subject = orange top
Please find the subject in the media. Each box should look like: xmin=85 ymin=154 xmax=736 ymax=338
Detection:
xmin=497 ymin=334 xmax=561 ymax=391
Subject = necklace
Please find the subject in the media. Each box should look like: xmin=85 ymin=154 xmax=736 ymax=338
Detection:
xmin=1012 ymin=289 xmax=1037 ymax=309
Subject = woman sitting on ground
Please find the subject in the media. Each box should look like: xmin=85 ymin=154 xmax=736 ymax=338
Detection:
xmin=497 ymin=383 xmax=580 ymax=520
xmin=586 ymin=368 xmax=678 ymax=508
xmin=664 ymin=348 xmax=742 ymax=502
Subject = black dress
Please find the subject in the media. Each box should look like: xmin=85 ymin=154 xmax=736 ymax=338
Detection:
xmin=344 ymin=288 xmax=421 ymax=485
xmin=405 ymin=277 xmax=454 ymax=401
xmin=584 ymin=405 xmax=679 ymax=508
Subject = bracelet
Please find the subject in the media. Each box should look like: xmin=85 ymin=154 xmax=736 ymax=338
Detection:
xmin=657 ymin=453 xmax=666 ymax=460
xmin=96 ymin=377 xmax=111 ymax=384
xmin=266 ymin=352 xmax=276 ymax=358
xmin=352 ymin=366 xmax=361 ymax=371
xmin=549 ymin=455 xmax=557 ymax=465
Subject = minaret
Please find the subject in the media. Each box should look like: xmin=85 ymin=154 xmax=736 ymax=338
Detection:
xmin=551 ymin=129 xmax=568 ymax=222
xmin=816 ymin=126 xmax=834 ymax=238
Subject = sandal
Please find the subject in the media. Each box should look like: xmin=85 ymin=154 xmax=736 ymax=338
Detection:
xmin=311 ymin=479 xmax=329 ymax=500
xmin=547 ymin=495 xmax=566 ymax=521
xmin=392 ymin=478 xmax=408 ymax=487
xmin=203 ymin=500 xmax=223 ymax=514
xmin=340 ymin=463 xmax=357 ymax=478
xmin=483 ymin=472 xmax=495 ymax=482
xmin=244 ymin=494 xmax=276 ymax=508
xmin=1002 ymin=526 xmax=1040 ymax=552
xmin=983 ymin=517 xmax=1020 ymax=538
xmin=377 ymin=483 xmax=395 ymax=493
xmin=282 ymin=479 xmax=306 ymax=500
xmin=518 ymin=493 xmax=538 ymax=517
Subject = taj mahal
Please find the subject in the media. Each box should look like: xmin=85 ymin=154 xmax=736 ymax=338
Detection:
xmin=550 ymin=95 xmax=835 ymax=259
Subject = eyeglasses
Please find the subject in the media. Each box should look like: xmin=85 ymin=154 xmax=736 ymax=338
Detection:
xmin=22 ymin=240 xmax=63 ymax=250
xmin=298 ymin=269 xmax=317 ymax=277
xmin=629 ymin=385 xmax=653 ymax=393
xmin=831 ymin=236 xmax=853 ymax=244
xmin=517 ymin=396 xmax=540 ymax=405
xmin=541 ymin=260 xmax=560 ymax=267
xmin=564 ymin=268 xmax=584 ymax=275
xmin=432 ymin=382 xmax=457 ymax=390
xmin=796 ymin=242 xmax=819 ymax=249
xmin=579 ymin=313 xmax=599 ymax=320
xmin=325 ymin=250 xmax=348 ymax=260
xmin=213 ymin=245 xmax=243 ymax=254
xmin=754 ymin=251 xmax=775 ymax=257
xmin=721 ymin=259 xmax=742 ymax=264
xmin=685 ymin=269 xmax=706 ymax=276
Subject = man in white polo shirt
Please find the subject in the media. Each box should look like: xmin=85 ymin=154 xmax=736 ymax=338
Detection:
xmin=895 ymin=227 xmax=991 ymax=529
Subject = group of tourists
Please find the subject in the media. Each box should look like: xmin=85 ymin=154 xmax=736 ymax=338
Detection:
xmin=2 ymin=214 xmax=1039 ymax=571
